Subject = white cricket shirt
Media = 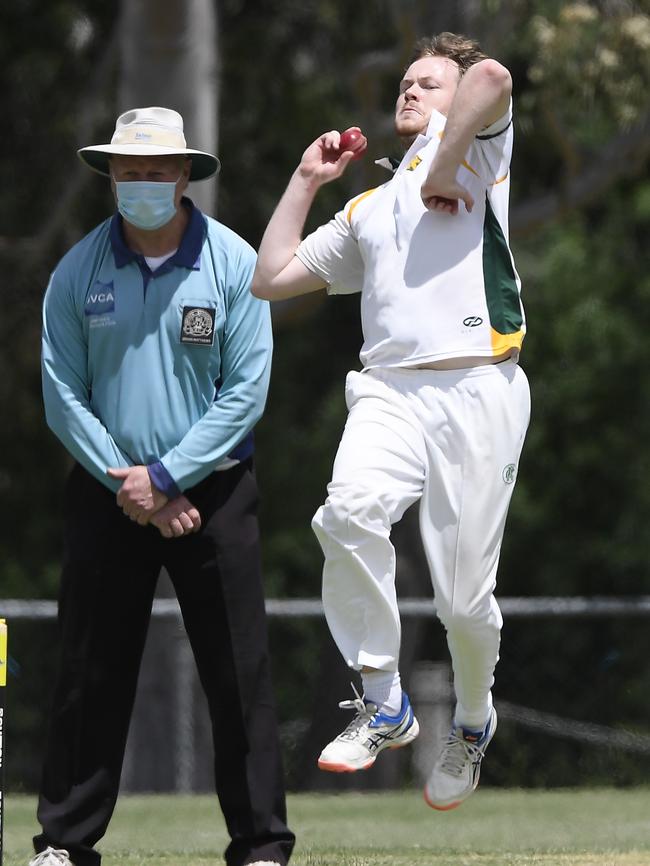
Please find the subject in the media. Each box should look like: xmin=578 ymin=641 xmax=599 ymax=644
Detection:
xmin=296 ymin=104 xmax=525 ymax=369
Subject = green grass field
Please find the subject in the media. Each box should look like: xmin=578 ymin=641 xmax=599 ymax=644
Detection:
xmin=4 ymin=788 xmax=650 ymax=866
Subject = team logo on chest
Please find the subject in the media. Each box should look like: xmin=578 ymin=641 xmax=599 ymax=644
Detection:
xmin=85 ymin=280 xmax=115 ymax=316
xmin=180 ymin=306 xmax=216 ymax=346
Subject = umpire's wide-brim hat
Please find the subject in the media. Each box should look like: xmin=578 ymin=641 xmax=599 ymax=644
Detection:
xmin=77 ymin=106 xmax=220 ymax=182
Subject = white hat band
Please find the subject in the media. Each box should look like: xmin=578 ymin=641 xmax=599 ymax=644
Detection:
xmin=111 ymin=126 xmax=187 ymax=149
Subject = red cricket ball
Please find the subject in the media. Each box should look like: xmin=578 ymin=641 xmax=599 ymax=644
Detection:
xmin=339 ymin=127 xmax=367 ymax=160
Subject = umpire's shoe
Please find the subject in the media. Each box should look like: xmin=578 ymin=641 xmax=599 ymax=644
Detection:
xmin=29 ymin=849 xmax=73 ymax=866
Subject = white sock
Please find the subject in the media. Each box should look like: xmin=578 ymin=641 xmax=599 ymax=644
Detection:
xmin=361 ymin=670 xmax=403 ymax=716
xmin=455 ymin=696 xmax=492 ymax=733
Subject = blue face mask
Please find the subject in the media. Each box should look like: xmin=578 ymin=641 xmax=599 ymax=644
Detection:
xmin=114 ymin=177 xmax=180 ymax=230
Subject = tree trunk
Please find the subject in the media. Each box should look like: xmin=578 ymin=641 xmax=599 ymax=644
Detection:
xmin=119 ymin=0 xmax=218 ymax=215
xmin=118 ymin=0 xmax=220 ymax=792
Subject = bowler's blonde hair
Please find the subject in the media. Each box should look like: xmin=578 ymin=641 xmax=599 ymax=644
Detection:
xmin=408 ymin=32 xmax=487 ymax=75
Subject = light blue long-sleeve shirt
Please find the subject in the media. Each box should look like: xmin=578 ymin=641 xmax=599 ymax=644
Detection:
xmin=41 ymin=198 xmax=272 ymax=495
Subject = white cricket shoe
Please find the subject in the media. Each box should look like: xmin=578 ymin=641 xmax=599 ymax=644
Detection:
xmin=318 ymin=685 xmax=419 ymax=772
xmin=424 ymin=707 xmax=497 ymax=810
xmin=29 ymin=849 xmax=73 ymax=866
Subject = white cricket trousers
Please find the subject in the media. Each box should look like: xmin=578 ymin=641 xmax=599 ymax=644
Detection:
xmin=312 ymin=360 xmax=530 ymax=729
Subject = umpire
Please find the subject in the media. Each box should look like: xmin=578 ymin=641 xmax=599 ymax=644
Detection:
xmin=32 ymin=107 xmax=294 ymax=866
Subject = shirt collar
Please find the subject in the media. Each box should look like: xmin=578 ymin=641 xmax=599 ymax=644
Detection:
xmin=424 ymin=108 xmax=448 ymax=138
xmin=375 ymin=156 xmax=402 ymax=174
xmin=376 ymin=110 xmax=449 ymax=175
xmin=109 ymin=196 xmax=206 ymax=270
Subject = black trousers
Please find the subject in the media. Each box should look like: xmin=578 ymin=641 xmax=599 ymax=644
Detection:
xmin=34 ymin=462 xmax=295 ymax=866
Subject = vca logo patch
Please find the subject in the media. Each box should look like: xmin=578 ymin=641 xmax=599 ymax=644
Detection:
xmin=181 ymin=306 xmax=216 ymax=346
xmin=85 ymin=280 xmax=115 ymax=316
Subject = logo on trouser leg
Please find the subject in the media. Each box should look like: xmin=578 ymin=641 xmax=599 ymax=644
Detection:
xmin=502 ymin=464 xmax=516 ymax=483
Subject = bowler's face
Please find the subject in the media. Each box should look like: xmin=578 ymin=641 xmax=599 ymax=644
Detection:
xmin=395 ymin=56 xmax=461 ymax=146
